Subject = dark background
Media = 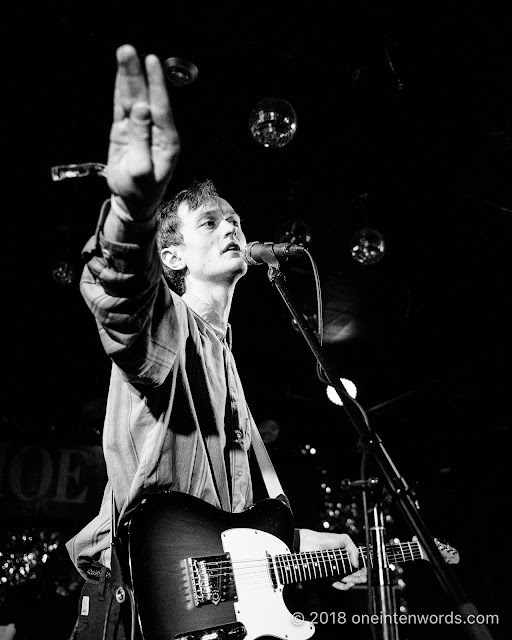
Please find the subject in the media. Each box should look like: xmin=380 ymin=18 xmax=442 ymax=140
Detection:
xmin=1 ymin=1 xmax=511 ymax=638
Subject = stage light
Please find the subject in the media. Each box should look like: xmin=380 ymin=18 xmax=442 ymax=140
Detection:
xmin=163 ymin=57 xmax=198 ymax=86
xmin=51 ymin=162 xmax=106 ymax=181
xmin=249 ymin=98 xmax=297 ymax=148
xmin=326 ymin=378 xmax=357 ymax=406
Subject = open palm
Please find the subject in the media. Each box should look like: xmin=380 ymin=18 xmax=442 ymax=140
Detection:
xmin=107 ymin=45 xmax=180 ymax=217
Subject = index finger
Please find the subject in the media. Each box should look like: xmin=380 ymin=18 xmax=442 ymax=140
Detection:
xmin=113 ymin=44 xmax=150 ymax=122
xmin=348 ymin=542 xmax=360 ymax=569
xmin=339 ymin=533 xmax=360 ymax=569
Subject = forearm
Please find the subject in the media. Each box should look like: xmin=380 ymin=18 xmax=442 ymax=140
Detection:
xmin=80 ymin=222 xmax=178 ymax=384
xmin=82 ymin=195 xmax=161 ymax=297
xmin=79 ymin=197 xmax=165 ymax=359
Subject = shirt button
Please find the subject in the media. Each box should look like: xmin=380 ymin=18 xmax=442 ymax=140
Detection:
xmin=236 ymin=467 xmax=242 ymax=477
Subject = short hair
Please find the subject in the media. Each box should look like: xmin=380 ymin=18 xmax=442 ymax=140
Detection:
xmin=156 ymin=179 xmax=219 ymax=295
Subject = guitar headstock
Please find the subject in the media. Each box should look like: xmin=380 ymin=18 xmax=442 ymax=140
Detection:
xmin=434 ymin=538 xmax=460 ymax=565
xmin=411 ymin=535 xmax=460 ymax=565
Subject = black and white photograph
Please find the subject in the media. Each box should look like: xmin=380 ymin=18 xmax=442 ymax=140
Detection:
xmin=1 ymin=2 xmax=511 ymax=639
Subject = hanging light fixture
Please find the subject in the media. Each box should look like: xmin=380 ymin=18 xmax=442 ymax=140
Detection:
xmin=276 ymin=217 xmax=312 ymax=248
xmin=350 ymin=193 xmax=386 ymax=265
xmin=249 ymin=98 xmax=298 ymax=148
xmin=257 ymin=419 xmax=281 ymax=444
xmin=350 ymin=228 xmax=386 ymax=265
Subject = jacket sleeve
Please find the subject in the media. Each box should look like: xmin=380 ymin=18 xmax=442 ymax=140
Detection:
xmin=80 ymin=199 xmax=186 ymax=386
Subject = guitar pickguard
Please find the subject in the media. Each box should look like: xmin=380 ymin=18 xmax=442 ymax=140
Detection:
xmin=221 ymin=528 xmax=315 ymax=640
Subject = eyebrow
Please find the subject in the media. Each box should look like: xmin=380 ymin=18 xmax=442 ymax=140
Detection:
xmin=196 ymin=207 xmax=242 ymax=221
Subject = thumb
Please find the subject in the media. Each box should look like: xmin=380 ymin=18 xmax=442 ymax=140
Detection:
xmin=130 ymin=102 xmax=152 ymax=133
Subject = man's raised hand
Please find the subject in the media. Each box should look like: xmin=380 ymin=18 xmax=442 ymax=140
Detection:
xmin=107 ymin=45 xmax=180 ymax=219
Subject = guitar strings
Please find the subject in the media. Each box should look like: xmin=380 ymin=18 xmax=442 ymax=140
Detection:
xmin=202 ymin=541 xmax=424 ymax=567
xmin=189 ymin=552 xmax=429 ymax=595
xmin=189 ymin=540 xmax=456 ymax=593
xmin=202 ymin=551 xmax=419 ymax=571
xmin=196 ymin=542 xmax=425 ymax=582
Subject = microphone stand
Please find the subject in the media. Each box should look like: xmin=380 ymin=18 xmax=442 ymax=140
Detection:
xmin=264 ymin=259 xmax=495 ymax=640
xmin=370 ymin=496 xmax=400 ymax=640
xmin=345 ymin=478 xmax=399 ymax=640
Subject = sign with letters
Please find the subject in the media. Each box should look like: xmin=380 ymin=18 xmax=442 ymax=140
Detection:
xmin=0 ymin=441 xmax=107 ymax=524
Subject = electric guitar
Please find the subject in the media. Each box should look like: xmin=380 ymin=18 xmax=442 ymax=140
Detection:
xmin=118 ymin=490 xmax=459 ymax=640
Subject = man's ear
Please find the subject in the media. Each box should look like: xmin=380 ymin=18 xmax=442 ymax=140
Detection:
xmin=161 ymin=246 xmax=186 ymax=271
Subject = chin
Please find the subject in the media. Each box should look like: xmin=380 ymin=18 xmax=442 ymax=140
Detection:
xmin=237 ymin=262 xmax=248 ymax=277
xmin=232 ymin=260 xmax=248 ymax=279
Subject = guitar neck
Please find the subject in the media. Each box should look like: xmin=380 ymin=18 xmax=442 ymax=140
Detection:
xmin=274 ymin=541 xmax=424 ymax=585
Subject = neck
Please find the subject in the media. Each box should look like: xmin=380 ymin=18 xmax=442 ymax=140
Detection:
xmin=184 ymin=279 xmax=235 ymax=324
xmin=274 ymin=540 xmax=424 ymax=585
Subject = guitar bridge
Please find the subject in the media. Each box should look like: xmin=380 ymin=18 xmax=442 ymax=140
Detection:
xmin=188 ymin=554 xmax=237 ymax=607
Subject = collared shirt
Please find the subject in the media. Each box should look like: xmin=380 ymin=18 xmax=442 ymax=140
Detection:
xmin=66 ymin=204 xmax=253 ymax=578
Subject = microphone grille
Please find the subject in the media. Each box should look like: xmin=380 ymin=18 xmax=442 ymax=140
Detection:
xmin=242 ymin=241 xmax=263 ymax=266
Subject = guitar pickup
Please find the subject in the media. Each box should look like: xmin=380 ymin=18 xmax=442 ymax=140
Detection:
xmin=175 ymin=621 xmax=246 ymax=640
xmin=187 ymin=554 xmax=237 ymax=607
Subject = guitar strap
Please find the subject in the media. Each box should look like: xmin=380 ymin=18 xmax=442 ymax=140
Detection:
xmin=250 ymin=419 xmax=299 ymax=551
xmin=250 ymin=419 xmax=286 ymax=500
xmin=251 ymin=420 xmax=291 ymax=511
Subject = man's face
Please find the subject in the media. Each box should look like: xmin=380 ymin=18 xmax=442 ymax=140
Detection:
xmin=177 ymin=196 xmax=248 ymax=285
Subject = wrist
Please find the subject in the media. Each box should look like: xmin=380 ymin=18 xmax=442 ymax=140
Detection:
xmin=103 ymin=195 xmax=157 ymax=243
xmin=110 ymin=194 xmax=156 ymax=223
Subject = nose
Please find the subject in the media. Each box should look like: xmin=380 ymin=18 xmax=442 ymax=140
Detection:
xmin=222 ymin=218 xmax=239 ymax=238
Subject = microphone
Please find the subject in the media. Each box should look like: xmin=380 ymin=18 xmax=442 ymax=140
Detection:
xmin=242 ymin=241 xmax=306 ymax=266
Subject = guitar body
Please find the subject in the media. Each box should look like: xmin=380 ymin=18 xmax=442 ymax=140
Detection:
xmin=119 ymin=490 xmax=310 ymax=640
xmin=118 ymin=490 xmax=459 ymax=640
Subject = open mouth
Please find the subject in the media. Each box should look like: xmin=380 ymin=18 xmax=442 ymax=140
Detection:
xmin=223 ymin=243 xmax=241 ymax=253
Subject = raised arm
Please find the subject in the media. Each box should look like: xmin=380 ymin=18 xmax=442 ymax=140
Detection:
xmin=80 ymin=46 xmax=182 ymax=384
